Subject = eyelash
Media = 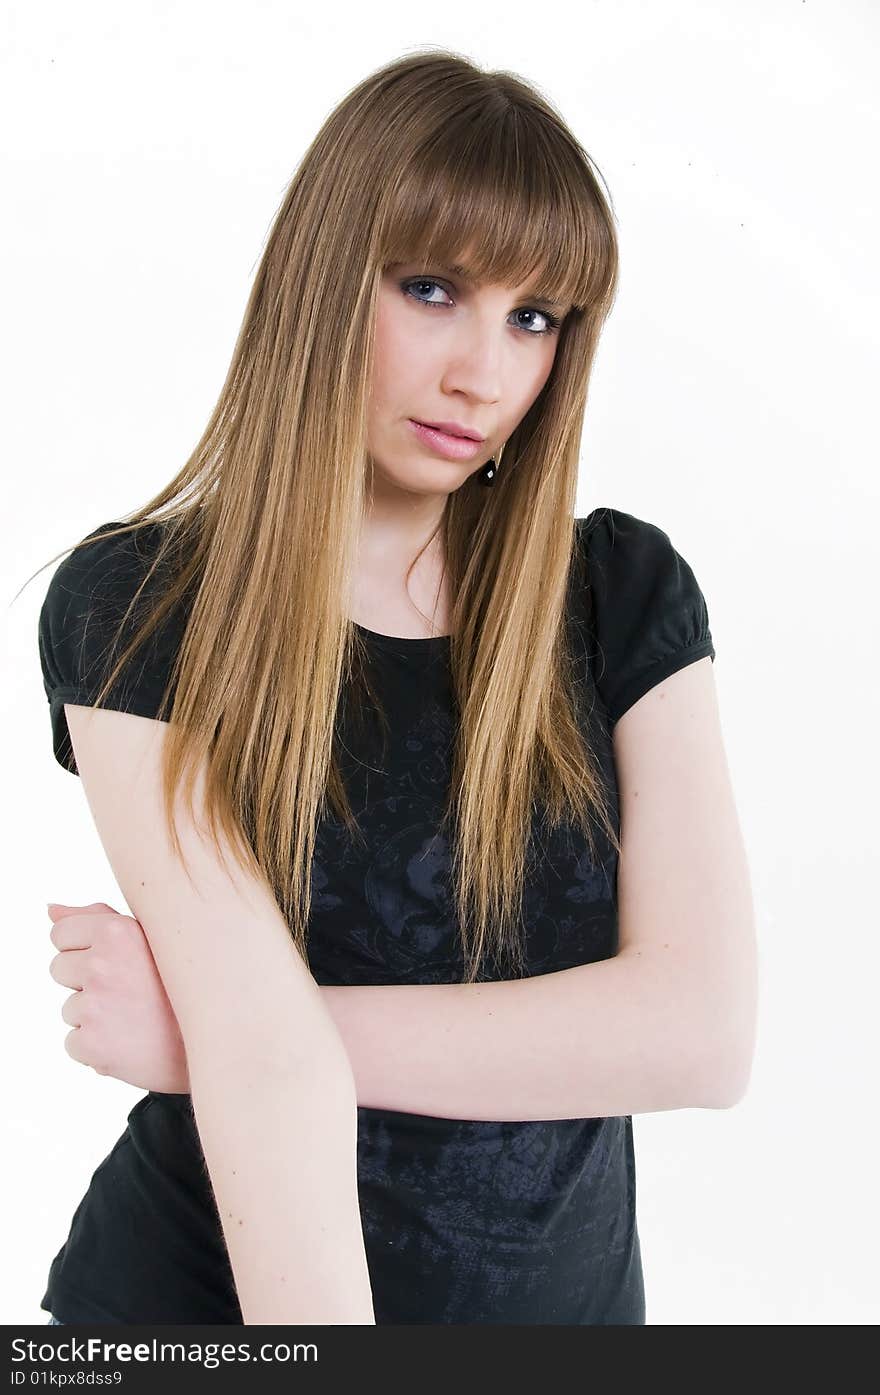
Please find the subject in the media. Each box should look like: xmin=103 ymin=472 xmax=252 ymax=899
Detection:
xmin=401 ymin=278 xmax=562 ymax=336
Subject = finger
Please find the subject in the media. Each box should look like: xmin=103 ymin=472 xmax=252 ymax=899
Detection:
xmin=63 ymin=1026 xmax=108 ymax=1075
xmin=48 ymin=948 xmax=90 ymax=987
xmin=48 ymin=906 xmax=136 ymax=951
xmin=60 ymin=990 xmax=84 ymax=1028
xmin=47 ymin=901 xmax=117 ymax=923
xmin=49 ymin=918 xmax=94 ymax=950
xmin=49 ymin=910 xmax=123 ymax=949
xmin=63 ymin=1026 xmax=89 ymax=1066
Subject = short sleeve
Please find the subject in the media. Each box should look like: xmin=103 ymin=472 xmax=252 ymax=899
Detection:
xmin=579 ymin=507 xmax=716 ymax=729
xmin=38 ymin=520 xmax=191 ymax=776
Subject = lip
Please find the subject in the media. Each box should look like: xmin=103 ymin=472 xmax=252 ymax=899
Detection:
xmin=416 ymin=419 xmax=485 ymax=442
xmin=409 ymin=419 xmax=485 ymax=461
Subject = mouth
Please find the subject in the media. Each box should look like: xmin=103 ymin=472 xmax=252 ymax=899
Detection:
xmin=408 ymin=419 xmax=486 ymax=461
xmin=413 ymin=419 xmax=486 ymax=442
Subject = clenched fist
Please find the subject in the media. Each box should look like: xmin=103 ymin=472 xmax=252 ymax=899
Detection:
xmin=47 ymin=901 xmax=190 ymax=1094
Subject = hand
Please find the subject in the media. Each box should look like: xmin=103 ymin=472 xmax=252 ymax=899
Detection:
xmin=47 ymin=901 xmax=190 ymax=1094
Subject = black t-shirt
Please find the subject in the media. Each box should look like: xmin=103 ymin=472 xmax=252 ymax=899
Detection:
xmin=37 ymin=506 xmax=715 ymax=1325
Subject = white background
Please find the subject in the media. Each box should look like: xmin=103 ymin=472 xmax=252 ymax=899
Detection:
xmin=3 ymin=0 xmax=878 ymax=1326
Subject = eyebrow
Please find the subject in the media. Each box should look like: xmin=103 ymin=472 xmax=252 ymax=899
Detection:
xmin=432 ymin=262 xmax=568 ymax=315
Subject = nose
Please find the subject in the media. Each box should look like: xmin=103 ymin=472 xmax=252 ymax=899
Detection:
xmin=440 ymin=323 xmax=504 ymax=405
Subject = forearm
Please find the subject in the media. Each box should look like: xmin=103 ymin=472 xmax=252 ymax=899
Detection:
xmin=323 ymin=949 xmax=739 ymax=1121
xmin=188 ymin=1052 xmax=374 ymax=1324
xmin=160 ymin=952 xmax=738 ymax=1120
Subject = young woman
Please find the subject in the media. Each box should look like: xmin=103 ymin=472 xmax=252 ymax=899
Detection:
xmin=33 ymin=49 xmax=757 ymax=1325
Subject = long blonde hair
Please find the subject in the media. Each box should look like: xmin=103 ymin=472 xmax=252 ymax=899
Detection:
xmin=25 ymin=48 xmax=622 ymax=984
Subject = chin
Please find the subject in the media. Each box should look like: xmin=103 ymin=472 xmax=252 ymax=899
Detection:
xmin=374 ymin=462 xmax=465 ymax=495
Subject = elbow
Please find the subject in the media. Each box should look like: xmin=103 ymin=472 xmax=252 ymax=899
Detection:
xmin=686 ymin=945 xmax=759 ymax=1110
xmin=694 ymin=1005 xmax=757 ymax=1110
xmin=702 ymin=1048 xmax=754 ymax=1109
xmin=670 ymin=1043 xmax=748 ymax=1113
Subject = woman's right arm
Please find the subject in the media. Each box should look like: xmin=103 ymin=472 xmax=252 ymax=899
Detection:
xmin=62 ymin=701 xmax=374 ymax=1326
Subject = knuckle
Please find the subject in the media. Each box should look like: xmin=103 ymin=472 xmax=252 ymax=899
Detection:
xmin=86 ymin=955 xmax=107 ymax=982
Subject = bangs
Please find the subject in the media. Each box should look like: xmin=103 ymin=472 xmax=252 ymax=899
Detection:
xmin=375 ymin=107 xmax=615 ymax=315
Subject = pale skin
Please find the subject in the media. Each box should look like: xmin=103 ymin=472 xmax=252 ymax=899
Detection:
xmin=355 ymin=252 xmax=566 ymax=632
xmin=47 ymin=252 xmax=758 ymax=1123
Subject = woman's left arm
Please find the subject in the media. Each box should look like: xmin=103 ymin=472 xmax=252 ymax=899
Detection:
xmin=325 ymin=657 xmax=758 ymax=1121
xmin=52 ymin=659 xmax=757 ymax=1120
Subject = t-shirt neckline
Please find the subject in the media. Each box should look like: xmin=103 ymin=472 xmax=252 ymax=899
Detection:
xmin=352 ymin=621 xmax=451 ymax=649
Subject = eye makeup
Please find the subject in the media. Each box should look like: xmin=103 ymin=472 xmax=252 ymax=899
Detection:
xmin=400 ymin=275 xmax=563 ymax=335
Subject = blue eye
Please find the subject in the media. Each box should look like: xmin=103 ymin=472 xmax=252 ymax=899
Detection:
xmin=401 ymin=278 xmax=561 ymax=336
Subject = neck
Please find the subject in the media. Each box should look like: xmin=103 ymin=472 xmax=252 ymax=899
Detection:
xmin=359 ymin=474 xmax=448 ymax=571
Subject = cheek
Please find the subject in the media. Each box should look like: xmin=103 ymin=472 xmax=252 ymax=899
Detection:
xmin=513 ymin=344 xmax=557 ymax=422
xmin=537 ymin=338 xmax=560 ymax=390
xmin=373 ymin=297 xmax=413 ymax=383
xmin=537 ymin=338 xmax=561 ymax=393
xmin=373 ymin=303 xmax=436 ymax=405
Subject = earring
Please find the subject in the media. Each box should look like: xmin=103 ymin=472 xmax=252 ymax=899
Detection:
xmin=479 ymin=443 xmax=506 ymax=487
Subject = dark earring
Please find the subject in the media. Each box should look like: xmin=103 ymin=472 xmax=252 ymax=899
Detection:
xmin=479 ymin=443 xmax=505 ymax=487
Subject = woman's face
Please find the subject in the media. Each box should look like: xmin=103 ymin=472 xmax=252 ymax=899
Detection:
xmin=367 ymin=258 xmax=567 ymax=500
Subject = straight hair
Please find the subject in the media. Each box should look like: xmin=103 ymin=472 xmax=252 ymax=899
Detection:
xmin=26 ymin=48 xmax=622 ymax=984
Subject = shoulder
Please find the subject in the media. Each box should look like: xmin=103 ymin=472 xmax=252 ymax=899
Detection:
xmin=576 ymin=504 xmax=689 ymax=570
xmin=38 ymin=519 xmax=174 ymax=670
xmin=38 ymin=518 xmax=189 ymax=775
xmin=39 ymin=517 xmax=174 ymax=690
xmin=574 ymin=505 xmax=716 ymax=730
xmin=40 ymin=518 xmax=170 ymax=616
